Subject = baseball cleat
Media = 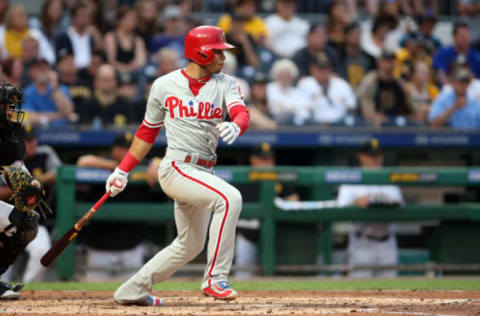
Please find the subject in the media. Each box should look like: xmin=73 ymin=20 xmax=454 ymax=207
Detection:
xmin=0 ymin=281 xmax=21 ymax=300
xmin=12 ymin=284 xmax=24 ymax=292
xmin=141 ymin=295 xmax=164 ymax=306
xmin=115 ymin=295 xmax=164 ymax=306
xmin=202 ymin=280 xmax=238 ymax=300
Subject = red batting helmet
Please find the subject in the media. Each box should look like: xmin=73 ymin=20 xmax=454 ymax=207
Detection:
xmin=184 ymin=26 xmax=234 ymax=66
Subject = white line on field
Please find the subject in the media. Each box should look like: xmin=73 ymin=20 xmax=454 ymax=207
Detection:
xmin=356 ymin=308 xmax=461 ymax=316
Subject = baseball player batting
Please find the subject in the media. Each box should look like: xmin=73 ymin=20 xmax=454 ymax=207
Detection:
xmin=105 ymin=25 xmax=250 ymax=306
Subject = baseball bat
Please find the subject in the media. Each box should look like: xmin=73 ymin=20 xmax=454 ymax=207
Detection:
xmin=40 ymin=192 xmax=110 ymax=267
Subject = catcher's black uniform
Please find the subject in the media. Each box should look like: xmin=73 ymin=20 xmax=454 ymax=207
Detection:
xmin=0 ymin=85 xmax=40 ymax=299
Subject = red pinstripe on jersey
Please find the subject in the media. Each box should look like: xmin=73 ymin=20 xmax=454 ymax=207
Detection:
xmin=171 ymin=161 xmax=229 ymax=287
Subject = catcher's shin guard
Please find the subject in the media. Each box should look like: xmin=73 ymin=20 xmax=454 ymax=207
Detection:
xmin=0 ymin=216 xmax=38 ymax=270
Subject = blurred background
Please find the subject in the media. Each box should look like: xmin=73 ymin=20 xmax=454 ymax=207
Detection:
xmin=3 ymin=0 xmax=480 ymax=282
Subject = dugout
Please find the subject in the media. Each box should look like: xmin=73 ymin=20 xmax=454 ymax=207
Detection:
xmin=53 ymin=164 xmax=480 ymax=279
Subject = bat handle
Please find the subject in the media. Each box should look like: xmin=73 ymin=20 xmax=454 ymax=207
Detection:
xmin=94 ymin=192 xmax=110 ymax=210
xmin=74 ymin=192 xmax=110 ymax=231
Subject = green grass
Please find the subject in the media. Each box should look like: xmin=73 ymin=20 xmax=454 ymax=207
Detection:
xmin=24 ymin=278 xmax=480 ymax=291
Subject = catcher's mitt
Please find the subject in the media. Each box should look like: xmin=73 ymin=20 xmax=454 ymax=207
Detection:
xmin=1 ymin=166 xmax=52 ymax=217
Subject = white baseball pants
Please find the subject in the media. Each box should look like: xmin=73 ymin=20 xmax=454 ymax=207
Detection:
xmin=114 ymin=158 xmax=242 ymax=303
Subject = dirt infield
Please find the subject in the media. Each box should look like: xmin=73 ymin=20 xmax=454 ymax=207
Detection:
xmin=1 ymin=290 xmax=480 ymax=315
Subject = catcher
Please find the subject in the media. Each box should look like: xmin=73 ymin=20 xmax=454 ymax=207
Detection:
xmin=0 ymin=84 xmax=50 ymax=300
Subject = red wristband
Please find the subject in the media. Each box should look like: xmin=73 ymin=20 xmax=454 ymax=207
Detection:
xmin=229 ymin=105 xmax=250 ymax=135
xmin=118 ymin=151 xmax=139 ymax=173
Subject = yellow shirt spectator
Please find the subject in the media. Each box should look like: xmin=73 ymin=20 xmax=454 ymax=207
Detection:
xmin=5 ymin=29 xmax=29 ymax=58
xmin=395 ymin=47 xmax=434 ymax=83
xmin=218 ymin=14 xmax=267 ymax=42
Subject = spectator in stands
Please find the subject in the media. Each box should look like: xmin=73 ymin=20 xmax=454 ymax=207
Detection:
xmin=81 ymin=0 xmax=107 ymax=37
xmin=20 ymin=36 xmax=39 ymax=87
xmin=155 ymin=48 xmax=180 ymax=76
xmin=223 ymin=51 xmax=250 ymax=100
xmin=18 ymin=124 xmax=60 ymax=282
xmin=248 ymin=72 xmax=278 ymax=129
xmin=77 ymin=50 xmax=106 ymax=83
xmin=337 ymin=22 xmax=376 ymax=88
xmin=415 ymin=14 xmax=441 ymax=56
xmin=405 ymin=61 xmax=439 ymax=124
xmin=378 ymin=0 xmax=415 ymax=52
xmin=77 ymin=133 xmax=146 ymax=280
xmin=266 ymin=59 xmax=309 ymax=125
xmin=135 ymin=0 xmax=158 ymax=51
xmin=394 ymin=32 xmax=433 ymax=82
xmin=361 ymin=15 xmax=395 ymax=58
xmin=217 ymin=0 xmax=267 ymax=44
xmin=149 ymin=5 xmax=187 ymax=60
xmin=326 ymin=0 xmax=356 ymax=53
xmin=77 ymin=64 xmax=135 ymax=127
xmin=57 ymin=53 xmax=92 ymax=107
xmin=433 ymin=22 xmax=480 ymax=84
xmin=399 ymin=0 xmax=439 ymax=16
xmin=31 ymin=0 xmax=69 ymax=46
xmin=357 ymin=50 xmax=411 ymax=126
xmin=298 ymin=53 xmax=357 ymax=125
xmin=24 ymin=125 xmax=62 ymax=192
xmin=104 ymin=7 xmax=147 ymax=82
xmin=55 ymin=3 xmax=95 ymax=70
xmin=292 ymin=23 xmax=339 ymax=77
xmin=264 ymin=0 xmax=309 ymax=58
xmin=364 ymin=0 xmax=380 ymax=16
xmin=225 ymin=13 xmax=261 ymax=69
xmin=440 ymin=61 xmax=480 ymax=100
xmin=337 ymin=138 xmax=403 ymax=278
xmin=23 ymin=58 xmax=75 ymax=127
xmin=0 ymin=0 xmax=8 ymax=29
xmin=1 ymin=58 xmax=23 ymax=87
xmin=429 ymin=67 xmax=480 ymax=129
xmin=458 ymin=0 xmax=480 ymax=50
xmin=0 ymin=5 xmax=55 ymax=64
xmin=235 ymin=142 xmax=299 ymax=278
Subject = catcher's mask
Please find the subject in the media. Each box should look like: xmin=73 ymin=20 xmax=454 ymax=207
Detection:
xmin=0 ymin=84 xmax=24 ymax=125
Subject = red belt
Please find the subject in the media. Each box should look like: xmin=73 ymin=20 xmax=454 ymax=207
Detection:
xmin=184 ymin=155 xmax=216 ymax=169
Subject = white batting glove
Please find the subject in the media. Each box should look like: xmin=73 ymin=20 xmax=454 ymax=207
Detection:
xmin=216 ymin=122 xmax=241 ymax=145
xmin=106 ymin=167 xmax=129 ymax=197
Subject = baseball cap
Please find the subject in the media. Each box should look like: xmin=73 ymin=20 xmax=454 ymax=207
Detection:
xmin=250 ymin=142 xmax=274 ymax=158
xmin=113 ymin=132 xmax=133 ymax=148
xmin=358 ymin=138 xmax=382 ymax=156
xmin=312 ymin=52 xmax=331 ymax=68
xmin=453 ymin=67 xmax=471 ymax=82
xmin=252 ymin=72 xmax=268 ymax=84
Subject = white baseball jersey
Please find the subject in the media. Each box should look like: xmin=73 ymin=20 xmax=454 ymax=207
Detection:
xmin=337 ymin=184 xmax=404 ymax=238
xmin=337 ymin=184 xmax=403 ymax=278
xmin=143 ymin=69 xmax=246 ymax=158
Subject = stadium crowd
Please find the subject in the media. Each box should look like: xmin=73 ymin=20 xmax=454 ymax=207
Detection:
xmin=0 ymin=0 xmax=479 ymax=130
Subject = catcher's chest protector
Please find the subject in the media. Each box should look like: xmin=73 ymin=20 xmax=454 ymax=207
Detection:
xmin=0 ymin=123 xmax=26 ymax=166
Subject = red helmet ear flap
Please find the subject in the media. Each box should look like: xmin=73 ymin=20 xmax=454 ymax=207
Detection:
xmin=196 ymin=49 xmax=215 ymax=65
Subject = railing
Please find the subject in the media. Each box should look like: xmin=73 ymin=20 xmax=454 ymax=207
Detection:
xmin=37 ymin=127 xmax=480 ymax=148
xmin=54 ymin=165 xmax=480 ymax=279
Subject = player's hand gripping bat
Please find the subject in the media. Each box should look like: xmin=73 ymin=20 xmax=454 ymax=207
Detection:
xmin=40 ymin=192 xmax=110 ymax=267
